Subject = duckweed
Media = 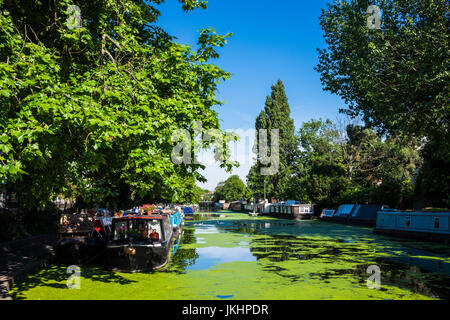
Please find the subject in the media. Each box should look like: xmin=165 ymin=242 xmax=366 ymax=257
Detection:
xmin=10 ymin=211 xmax=450 ymax=300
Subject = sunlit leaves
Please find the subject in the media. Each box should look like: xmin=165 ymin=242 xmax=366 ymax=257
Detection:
xmin=0 ymin=0 xmax=233 ymax=210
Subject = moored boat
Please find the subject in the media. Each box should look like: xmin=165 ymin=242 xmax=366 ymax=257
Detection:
xmin=105 ymin=214 xmax=175 ymax=272
xmin=262 ymin=202 xmax=314 ymax=220
xmin=374 ymin=209 xmax=450 ymax=243
xmin=183 ymin=206 xmax=195 ymax=220
xmin=54 ymin=210 xmax=112 ymax=265
xmin=320 ymin=204 xmax=388 ymax=227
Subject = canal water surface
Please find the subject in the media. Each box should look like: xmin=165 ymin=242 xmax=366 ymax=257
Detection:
xmin=10 ymin=212 xmax=450 ymax=300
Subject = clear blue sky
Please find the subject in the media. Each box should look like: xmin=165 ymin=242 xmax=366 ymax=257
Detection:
xmin=157 ymin=0 xmax=347 ymax=190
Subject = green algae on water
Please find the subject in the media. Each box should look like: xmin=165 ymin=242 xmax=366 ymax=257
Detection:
xmin=9 ymin=212 xmax=450 ymax=300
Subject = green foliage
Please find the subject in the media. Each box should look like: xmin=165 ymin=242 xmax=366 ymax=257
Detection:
xmin=0 ymin=0 xmax=235 ymax=211
xmin=286 ymin=118 xmax=420 ymax=209
xmin=247 ymin=80 xmax=298 ymax=200
xmin=214 ymin=175 xmax=248 ymax=203
xmin=316 ymin=0 xmax=449 ymax=207
xmin=198 ymin=188 xmax=214 ymax=202
xmin=415 ymin=138 xmax=450 ymax=207
xmin=288 ymin=119 xmax=349 ymax=207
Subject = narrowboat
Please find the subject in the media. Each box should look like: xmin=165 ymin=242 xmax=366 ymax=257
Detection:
xmin=374 ymin=209 xmax=450 ymax=243
xmin=320 ymin=209 xmax=336 ymax=221
xmin=320 ymin=204 xmax=388 ymax=227
xmin=105 ymin=214 xmax=175 ymax=272
xmin=183 ymin=206 xmax=195 ymax=220
xmin=230 ymin=201 xmax=245 ymax=212
xmin=55 ymin=212 xmax=112 ymax=265
xmin=255 ymin=200 xmax=270 ymax=215
xmin=263 ymin=202 xmax=314 ymax=220
xmin=199 ymin=201 xmax=215 ymax=212
xmin=170 ymin=209 xmax=183 ymax=231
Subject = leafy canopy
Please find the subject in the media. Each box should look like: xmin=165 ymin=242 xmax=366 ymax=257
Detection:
xmin=0 ymin=0 xmax=234 ymax=210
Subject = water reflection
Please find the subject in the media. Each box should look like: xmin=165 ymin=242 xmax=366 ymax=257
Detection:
xmin=175 ymin=216 xmax=450 ymax=299
xmin=187 ymin=247 xmax=256 ymax=271
xmin=13 ymin=214 xmax=449 ymax=300
xmin=168 ymin=228 xmax=199 ymax=274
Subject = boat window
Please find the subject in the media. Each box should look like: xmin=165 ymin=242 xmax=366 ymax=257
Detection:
xmin=406 ymin=217 xmax=411 ymax=227
xmin=352 ymin=205 xmax=361 ymax=216
xmin=113 ymin=219 xmax=162 ymax=241
xmin=434 ymin=218 xmax=440 ymax=229
xmin=114 ymin=221 xmax=128 ymax=240
xmin=148 ymin=220 xmax=162 ymax=240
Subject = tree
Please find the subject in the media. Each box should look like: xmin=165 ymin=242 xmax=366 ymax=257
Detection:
xmin=316 ymin=0 xmax=449 ymax=206
xmin=213 ymin=175 xmax=247 ymax=203
xmin=0 ymin=0 xmax=234 ymax=211
xmin=198 ymin=188 xmax=214 ymax=202
xmin=290 ymin=119 xmax=349 ymax=208
xmin=337 ymin=124 xmax=421 ymax=208
xmin=288 ymin=118 xmax=421 ymax=209
xmin=247 ymin=80 xmax=298 ymax=200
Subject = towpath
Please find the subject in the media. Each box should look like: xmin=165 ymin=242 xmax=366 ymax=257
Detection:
xmin=0 ymin=234 xmax=58 ymax=300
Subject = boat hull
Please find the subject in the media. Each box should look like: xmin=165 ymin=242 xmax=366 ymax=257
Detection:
xmin=260 ymin=212 xmax=314 ymax=220
xmin=320 ymin=216 xmax=375 ymax=227
xmin=105 ymin=238 xmax=173 ymax=272
xmin=374 ymin=228 xmax=450 ymax=243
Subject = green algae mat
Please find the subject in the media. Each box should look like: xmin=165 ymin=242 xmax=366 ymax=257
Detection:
xmin=9 ymin=211 xmax=450 ymax=300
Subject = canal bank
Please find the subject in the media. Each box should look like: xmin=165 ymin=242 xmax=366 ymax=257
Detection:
xmin=0 ymin=234 xmax=58 ymax=300
xmin=7 ymin=211 xmax=450 ymax=300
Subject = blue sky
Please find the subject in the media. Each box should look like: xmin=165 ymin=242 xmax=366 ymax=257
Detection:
xmin=157 ymin=0 xmax=347 ymax=190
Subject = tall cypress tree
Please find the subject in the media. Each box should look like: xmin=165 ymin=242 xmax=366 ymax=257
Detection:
xmin=247 ymin=80 xmax=298 ymax=200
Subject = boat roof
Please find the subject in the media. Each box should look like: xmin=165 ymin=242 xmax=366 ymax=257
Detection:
xmin=380 ymin=210 xmax=450 ymax=215
xmin=113 ymin=215 xmax=165 ymax=221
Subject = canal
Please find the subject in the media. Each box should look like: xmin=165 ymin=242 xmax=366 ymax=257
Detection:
xmin=9 ymin=211 xmax=450 ymax=300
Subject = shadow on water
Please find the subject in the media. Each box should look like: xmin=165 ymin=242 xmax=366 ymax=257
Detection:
xmin=11 ymin=228 xmax=200 ymax=299
xmin=11 ymin=215 xmax=450 ymax=300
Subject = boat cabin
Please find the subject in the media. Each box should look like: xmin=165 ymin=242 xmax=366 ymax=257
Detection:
xmin=375 ymin=209 xmax=450 ymax=242
xmin=111 ymin=216 xmax=172 ymax=243
xmin=106 ymin=215 xmax=175 ymax=271
xmin=267 ymin=203 xmax=314 ymax=220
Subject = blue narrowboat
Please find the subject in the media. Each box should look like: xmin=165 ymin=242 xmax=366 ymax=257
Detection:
xmin=320 ymin=204 xmax=388 ymax=227
xmin=183 ymin=206 xmax=195 ymax=220
xmin=374 ymin=209 xmax=450 ymax=243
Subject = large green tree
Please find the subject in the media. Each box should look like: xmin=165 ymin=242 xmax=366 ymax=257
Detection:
xmin=247 ymin=80 xmax=298 ymax=200
xmin=288 ymin=119 xmax=349 ymax=208
xmin=316 ymin=0 xmax=449 ymax=206
xmin=213 ymin=175 xmax=248 ymax=203
xmin=287 ymin=118 xmax=421 ymax=209
xmin=0 ymin=0 xmax=234 ymax=211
